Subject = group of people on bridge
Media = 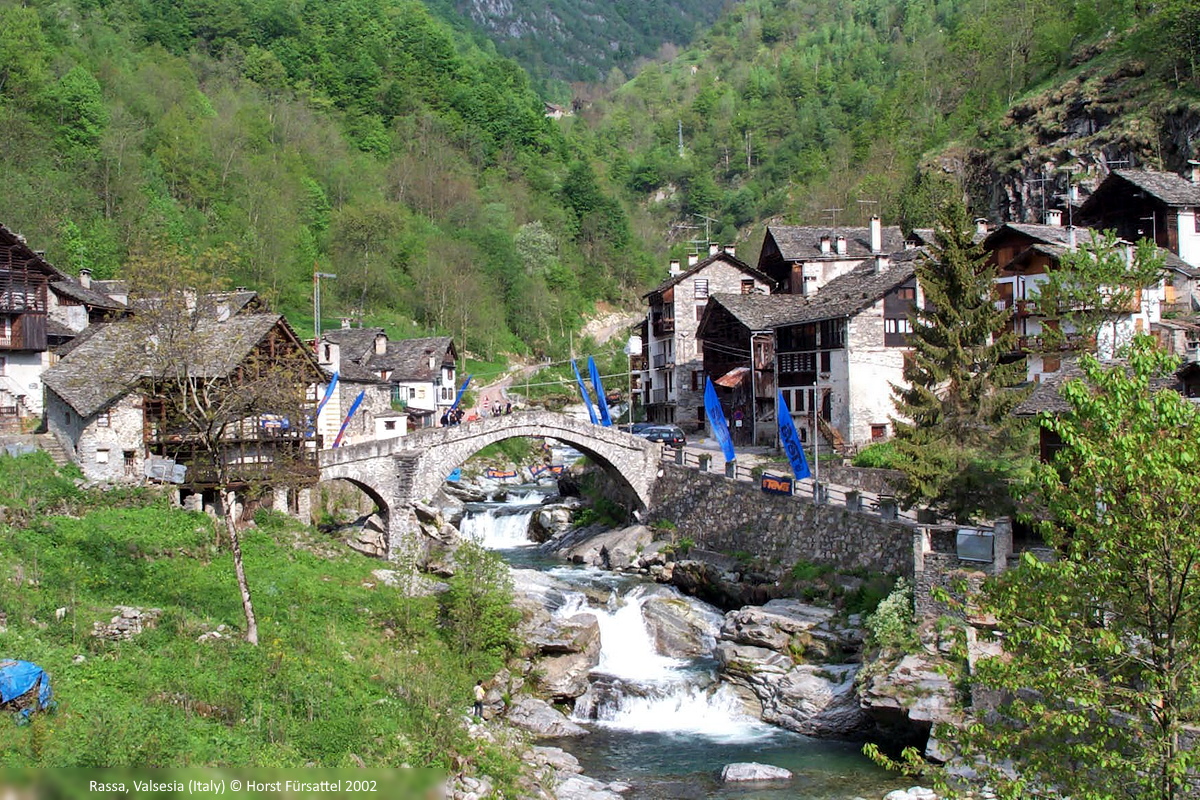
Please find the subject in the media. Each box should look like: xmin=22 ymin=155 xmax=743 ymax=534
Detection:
xmin=439 ymin=395 xmax=514 ymax=427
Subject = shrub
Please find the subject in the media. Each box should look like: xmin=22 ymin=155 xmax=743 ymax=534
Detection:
xmin=863 ymin=578 xmax=919 ymax=653
xmin=852 ymin=441 xmax=907 ymax=470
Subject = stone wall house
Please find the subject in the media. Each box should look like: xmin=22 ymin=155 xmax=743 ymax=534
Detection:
xmin=756 ymin=217 xmax=905 ymax=296
xmin=317 ymin=326 xmax=456 ymax=435
xmin=639 ymin=245 xmax=775 ymax=430
xmin=1078 ymin=167 xmax=1200 ymax=269
xmin=316 ymin=327 xmax=391 ymax=445
xmin=983 ymin=219 xmax=1166 ymax=382
xmin=771 ymin=250 xmax=922 ymax=451
xmin=0 ymin=223 xmax=124 ymax=425
xmin=43 ymin=311 xmax=323 ymax=487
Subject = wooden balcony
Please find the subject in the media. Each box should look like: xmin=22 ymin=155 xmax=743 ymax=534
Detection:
xmin=1016 ymin=333 xmax=1097 ymax=353
xmin=629 ymin=354 xmax=648 ymax=371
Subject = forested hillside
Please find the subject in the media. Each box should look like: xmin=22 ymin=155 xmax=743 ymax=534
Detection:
xmin=425 ymin=0 xmax=730 ymax=92
xmin=577 ymin=0 xmax=1200 ymax=244
xmin=0 ymin=0 xmax=652 ymax=360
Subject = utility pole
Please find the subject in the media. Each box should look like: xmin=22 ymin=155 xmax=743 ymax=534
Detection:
xmin=313 ymin=266 xmax=336 ymax=351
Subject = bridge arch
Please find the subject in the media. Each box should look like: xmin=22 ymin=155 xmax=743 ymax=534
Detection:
xmin=317 ymin=411 xmax=663 ymax=557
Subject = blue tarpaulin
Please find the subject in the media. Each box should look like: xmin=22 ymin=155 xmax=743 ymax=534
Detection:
xmin=0 ymin=660 xmax=53 ymax=719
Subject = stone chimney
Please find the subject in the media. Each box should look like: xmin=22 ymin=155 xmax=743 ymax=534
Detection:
xmin=1046 ymin=209 xmax=1063 ymax=227
xmin=374 ymin=332 xmax=387 ymax=355
xmin=78 ymin=268 xmax=92 ymax=289
xmin=975 ymin=218 xmax=989 ymax=236
xmin=874 ymin=255 xmax=890 ymax=274
xmin=669 ymin=260 xmax=681 ymax=276
xmin=723 ymin=244 xmax=736 ymax=258
xmin=870 ymin=216 xmax=882 ymax=253
xmin=709 ymin=243 xmax=720 ymax=256
xmin=688 ymin=253 xmax=699 ymax=267
xmin=820 ymin=235 xmax=831 ymax=254
xmin=1190 ymin=159 xmax=1200 ymax=185
xmin=835 ymin=235 xmax=847 ymax=255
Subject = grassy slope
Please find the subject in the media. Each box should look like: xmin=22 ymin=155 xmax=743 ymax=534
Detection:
xmin=0 ymin=454 xmax=515 ymax=775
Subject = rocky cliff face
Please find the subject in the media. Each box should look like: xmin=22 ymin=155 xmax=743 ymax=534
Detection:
xmin=933 ymin=51 xmax=1200 ymax=223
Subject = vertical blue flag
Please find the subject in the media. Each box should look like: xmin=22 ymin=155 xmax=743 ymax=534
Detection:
xmin=333 ymin=390 xmax=365 ymax=448
xmin=316 ymin=372 xmax=339 ymax=418
xmin=704 ymin=377 xmax=737 ymax=462
xmin=571 ymin=359 xmax=599 ymax=424
xmin=777 ymin=390 xmax=812 ymax=480
xmin=450 ymin=375 xmax=472 ymax=411
xmin=587 ymin=356 xmax=613 ymax=427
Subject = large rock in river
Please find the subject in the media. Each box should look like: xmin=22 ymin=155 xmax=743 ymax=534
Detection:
xmin=529 ymin=613 xmax=602 ymax=700
xmin=506 ymin=696 xmax=589 ymax=738
xmin=720 ymin=762 xmax=793 ymax=782
xmin=641 ymin=594 xmax=722 ymax=658
xmin=553 ymin=524 xmax=654 ymax=570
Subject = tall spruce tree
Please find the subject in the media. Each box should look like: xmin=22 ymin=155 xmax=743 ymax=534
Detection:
xmin=890 ymin=196 xmax=1031 ymax=523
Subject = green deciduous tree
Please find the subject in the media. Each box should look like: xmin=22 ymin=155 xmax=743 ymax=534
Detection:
xmin=1030 ymin=230 xmax=1164 ymax=357
xmin=441 ymin=541 xmax=521 ymax=671
xmin=890 ymin=194 xmax=1031 ymax=522
xmin=930 ymin=337 xmax=1200 ymax=799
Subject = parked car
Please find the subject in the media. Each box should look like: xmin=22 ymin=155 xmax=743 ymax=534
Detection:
xmin=637 ymin=425 xmax=687 ymax=446
xmin=621 ymin=422 xmax=656 ymax=434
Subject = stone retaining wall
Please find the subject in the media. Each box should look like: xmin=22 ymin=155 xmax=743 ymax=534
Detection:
xmin=819 ymin=465 xmax=903 ymax=496
xmin=649 ymin=464 xmax=914 ymax=577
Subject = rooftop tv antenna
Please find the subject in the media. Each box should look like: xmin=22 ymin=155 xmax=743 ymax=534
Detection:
xmin=692 ymin=213 xmax=718 ymax=247
xmin=821 ymin=207 xmax=843 ymax=230
xmin=856 ymin=199 xmax=878 ymax=225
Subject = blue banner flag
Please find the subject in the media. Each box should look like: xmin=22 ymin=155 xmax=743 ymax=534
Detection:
xmin=333 ymin=390 xmax=365 ymax=448
xmin=571 ymin=359 xmax=599 ymax=424
xmin=316 ymin=371 xmax=339 ymax=418
xmin=450 ymin=375 xmax=472 ymax=411
xmin=587 ymin=356 xmax=613 ymax=427
xmin=704 ymin=377 xmax=736 ymax=462
xmin=777 ymin=390 xmax=812 ymax=480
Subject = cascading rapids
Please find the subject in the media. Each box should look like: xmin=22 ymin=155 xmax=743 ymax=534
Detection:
xmin=460 ymin=490 xmax=544 ymax=548
xmin=562 ymin=585 xmax=776 ymax=741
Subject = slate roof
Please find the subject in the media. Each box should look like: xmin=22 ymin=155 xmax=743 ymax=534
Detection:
xmin=322 ymin=327 xmax=386 ymax=363
xmin=772 ymin=251 xmax=921 ymax=326
xmin=703 ymin=292 xmax=810 ymax=331
xmin=764 ymin=225 xmax=906 ymax=261
xmin=43 ymin=313 xmax=302 ymax=418
xmin=644 ymin=251 xmax=774 ymax=297
xmin=701 ymin=251 xmax=921 ymax=336
xmin=367 ymin=336 xmax=455 ymax=380
xmin=983 ymin=222 xmax=1102 ymax=250
xmin=51 ymin=279 xmax=126 ymax=310
xmin=1107 ymin=169 xmax=1200 ymax=207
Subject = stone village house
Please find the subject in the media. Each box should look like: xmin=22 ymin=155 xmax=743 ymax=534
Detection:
xmin=635 ymin=244 xmax=774 ymax=430
xmin=316 ymin=325 xmax=457 ymax=443
xmin=697 ymin=248 xmax=923 ymax=451
xmin=42 ymin=307 xmax=325 ymax=515
xmin=0 ymin=222 xmax=125 ymax=431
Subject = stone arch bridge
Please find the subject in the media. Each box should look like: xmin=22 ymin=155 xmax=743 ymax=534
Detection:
xmin=318 ymin=411 xmax=661 ymax=558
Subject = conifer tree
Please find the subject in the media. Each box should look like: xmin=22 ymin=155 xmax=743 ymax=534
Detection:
xmin=890 ymin=195 xmax=1030 ymax=523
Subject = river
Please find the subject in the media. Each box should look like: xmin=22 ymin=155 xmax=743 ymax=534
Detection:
xmin=459 ymin=486 xmax=908 ymax=800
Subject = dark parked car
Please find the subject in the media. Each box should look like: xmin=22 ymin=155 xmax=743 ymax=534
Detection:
xmin=621 ymin=422 xmax=656 ymax=434
xmin=637 ymin=425 xmax=687 ymax=446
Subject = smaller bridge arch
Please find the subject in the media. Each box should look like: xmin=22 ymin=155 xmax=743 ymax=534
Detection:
xmin=317 ymin=411 xmax=662 ymax=557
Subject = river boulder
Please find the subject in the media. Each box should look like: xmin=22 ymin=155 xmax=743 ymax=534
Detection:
xmin=553 ymin=524 xmax=653 ymax=569
xmin=506 ymin=696 xmax=589 ymax=738
xmin=719 ymin=762 xmax=793 ymax=782
xmin=641 ymin=594 xmax=722 ymax=658
xmin=762 ymin=663 xmax=873 ymax=737
xmin=531 ymin=614 xmax=602 ymax=700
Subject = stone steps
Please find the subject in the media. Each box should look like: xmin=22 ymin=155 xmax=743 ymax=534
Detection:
xmin=34 ymin=433 xmax=70 ymax=467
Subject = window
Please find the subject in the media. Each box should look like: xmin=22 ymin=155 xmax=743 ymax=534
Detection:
xmin=694 ymin=279 xmax=709 ymax=299
xmin=408 ymin=387 xmax=417 ymax=400
xmin=384 ymin=420 xmax=396 ymax=431
xmin=0 ymin=355 xmax=5 ymax=376
xmin=871 ymin=424 xmax=888 ymax=440
xmin=95 ymin=449 xmax=110 ymax=464
xmin=820 ymin=351 xmax=831 ymax=372
xmin=885 ymin=318 xmax=913 ymax=334
xmin=123 ymin=451 xmax=136 ymax=475
xmin=96 ymin=411 xmax=110 ymax=427
xmin=692 ymin=370 xmax=703 ymax=391
xmin=0 ymin=317 xmax=10 ymax=346
xmin=695 ymin=302 xmax=707 ymax=321
xmin=741 ymin=279 xmax=755 ymax=295
xmin=897 ymin=287 xmax=916 ymax=300
xmin=323 ymin=344 xmax=331 ymax=361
